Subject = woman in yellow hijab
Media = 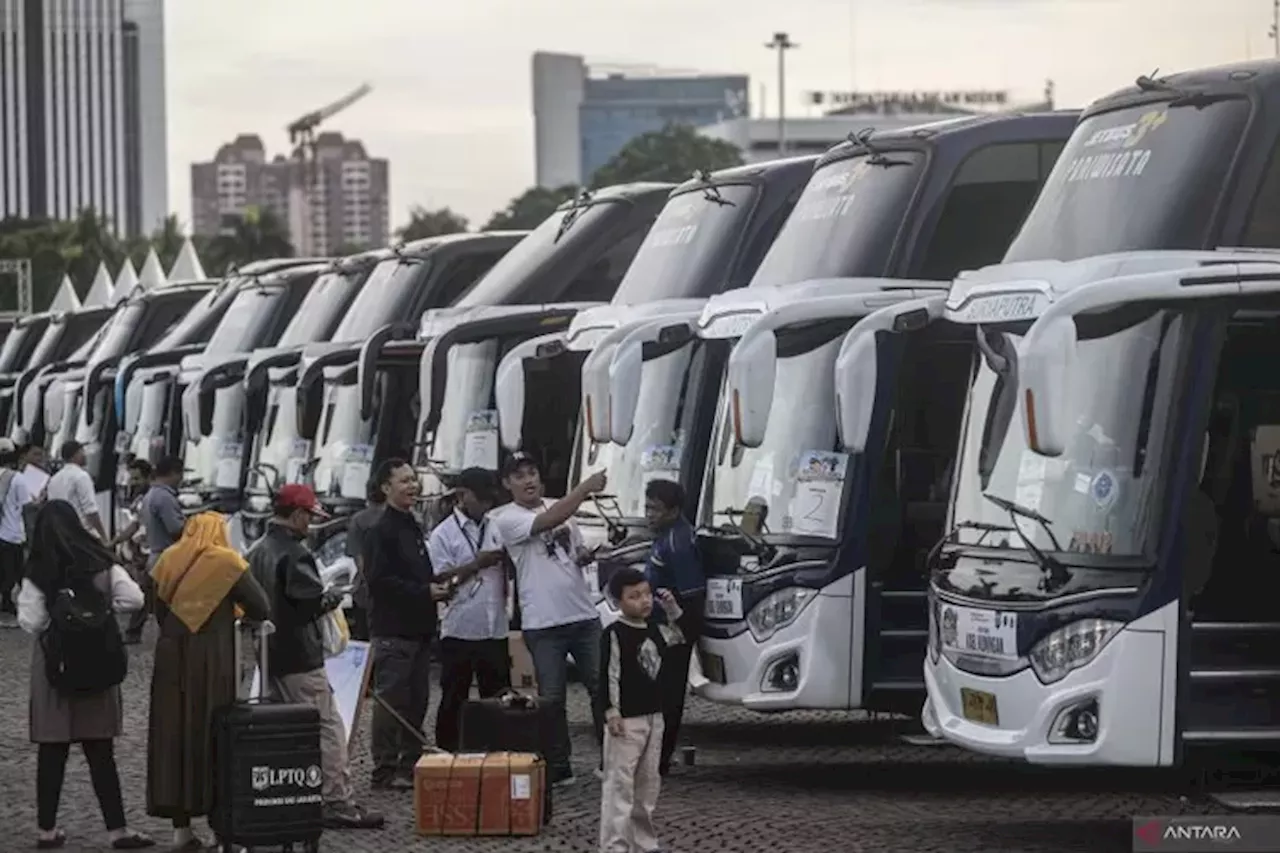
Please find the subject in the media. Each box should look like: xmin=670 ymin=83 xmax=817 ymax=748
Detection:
xmin=145 ymin=513 xmax=271 ymax=850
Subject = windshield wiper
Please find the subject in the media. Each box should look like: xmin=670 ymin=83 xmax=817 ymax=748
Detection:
xmin=926 ymin=519 xmax=1016 ymax=571
xmin=848 ymin=128 xmax=914 ymax=168
xmin=713 ymin=505 xmax=776 ymax=563
xmin=576 ymin=493 xmax=629 ymax=546
xmin=691 ymin=171 xmax=736 ymax=207
xmin=1135 ymin=70 xmax=1234 ymax=109
xmin=554 ymin=190 xmax=594 ymax=243
xmin=982 ymin=493 xmax=1071 ymax=587
xmin=389 ymin=243 xmax=427 ymax=266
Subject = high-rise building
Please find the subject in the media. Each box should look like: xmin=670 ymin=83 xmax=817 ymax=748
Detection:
xmin=190 ymin=131 xmax=389 ymax=256
xmin=532 ymin=52 xmax=749 ymax=188
xmin=0 ymin=0 xmax=168 ymax=237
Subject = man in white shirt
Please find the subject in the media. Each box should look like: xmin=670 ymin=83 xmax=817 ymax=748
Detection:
xmin=0 ymin=438 xmax=36 ymax=628
xmin=46 ymin=440 xmax=106 ymax=540
xmin=427 ymin=467 xmax=508 ymax=751
xmin=486 ymin=451 xmax=607 ymax=786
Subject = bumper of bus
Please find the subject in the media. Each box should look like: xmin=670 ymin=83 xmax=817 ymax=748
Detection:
xmin=923 ymin=626 xmax=1165 ymax=766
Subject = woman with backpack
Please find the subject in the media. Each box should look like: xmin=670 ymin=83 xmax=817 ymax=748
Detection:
xmin=17 ymin=499 xmax=155 ymax=850
xmin=147 ymin=511 xmax=271 ymax=851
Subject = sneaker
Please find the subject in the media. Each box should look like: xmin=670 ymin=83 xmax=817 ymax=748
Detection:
xmin=323 ymin=801 xmax=385 ymax=829
xmin=370 ymin=774 xmax=413 ymax=791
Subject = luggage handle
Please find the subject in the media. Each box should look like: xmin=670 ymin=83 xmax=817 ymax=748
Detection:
xmin=369 ymin=689 xmax=449 ymax=756
xmin=233 ymin=619 xmax=276 ymax=701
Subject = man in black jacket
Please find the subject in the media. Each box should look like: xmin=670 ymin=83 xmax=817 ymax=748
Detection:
xmin=365 ymin=458 xmax=443 ymax=790
xmin=249 ymin=484 xmax=383 ymax=829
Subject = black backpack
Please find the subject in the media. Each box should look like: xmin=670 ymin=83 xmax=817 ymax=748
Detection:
xmin=40 ymin=574 xmax=127 ymax=695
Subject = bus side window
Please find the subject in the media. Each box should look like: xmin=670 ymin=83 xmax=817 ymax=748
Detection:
xmin=1241 ymin=141 xmax=1280 ymax=247
xmin=915 ymin=141 xmax=1061 ymax=281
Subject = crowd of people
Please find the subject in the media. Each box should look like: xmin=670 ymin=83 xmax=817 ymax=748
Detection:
xmin=0 ymin=436 xmax=708 ymax=853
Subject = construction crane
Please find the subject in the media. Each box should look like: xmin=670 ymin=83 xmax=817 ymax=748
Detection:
xmin=285 ymin=83 xmax=373 ymax=255
xmin=287 ymin=83 xmax=373 ymax=161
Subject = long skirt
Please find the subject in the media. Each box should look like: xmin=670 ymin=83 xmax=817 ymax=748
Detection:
xmin=146 ymin=627 xmax=237 ymax=819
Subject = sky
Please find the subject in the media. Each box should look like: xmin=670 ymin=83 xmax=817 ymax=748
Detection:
xmin=166 ymin=0 xmax=1265 ymax=232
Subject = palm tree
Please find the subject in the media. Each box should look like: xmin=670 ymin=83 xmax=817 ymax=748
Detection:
xmin=204 ymin=206 xmax=294 ymax=274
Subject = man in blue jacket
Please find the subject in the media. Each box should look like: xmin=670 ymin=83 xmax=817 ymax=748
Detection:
xmin=643 ymin=478 xmax=705 ymax=776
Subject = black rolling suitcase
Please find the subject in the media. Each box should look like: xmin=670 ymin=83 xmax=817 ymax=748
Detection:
xmin=459 ymin=692 xmax=556 ymax=824
xmin=210 ymin=621 xmax=324 ymax=853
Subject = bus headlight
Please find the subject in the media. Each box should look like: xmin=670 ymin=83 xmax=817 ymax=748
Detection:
xmin=1029 ymin=619 xmax=1123 ymax=685
xmin=747 ymin=587 xmax=815 ymax=643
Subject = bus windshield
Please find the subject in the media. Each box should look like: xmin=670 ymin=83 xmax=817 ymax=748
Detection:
xmin=331 ymin=258 xmax=431 ymax=342
xmin=748 ymin=152 xmax=925 ymax=288
xmin=276 ymin=271 xmax=358 ymax=348
xmin=610 ymin=184 xmax=758 ymax=303
xmin=951 ymin=313 xmax=1185 ymax=561
xmin=202 ymin=288 xmax=283 ymax=356
xmin=458 ymin=200 xmax=626 ymax=307
xmin=1005 ymin=99 xmax=1250 ymax=263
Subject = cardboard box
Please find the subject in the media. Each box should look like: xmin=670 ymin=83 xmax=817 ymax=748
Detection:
xmin=414 ymin=752 xmax=545 ymax=837
xmin=508 ymin=630 xmax=537 ymax=690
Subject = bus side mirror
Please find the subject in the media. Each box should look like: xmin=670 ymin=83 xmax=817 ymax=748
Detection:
xmin=581 ymin=342 xmax=616 ymax=445
xmin=834 ymin=330 xmax=877 ymax=454
xmin=1019 ymin=314 xmax=1076 ymax=457
xmin=609 ymin=339 xmax=643 ymax=446
xmin=493 ymin=354 xmax=525 ymax=452
xmin=726 ymin=328 xmax=776 ymax=448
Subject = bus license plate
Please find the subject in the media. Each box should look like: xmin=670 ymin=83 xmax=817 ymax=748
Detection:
xmin=960 ymin=688 xmax=999 ymax=725
xmin=700 ymin=650 xmax=727 ymax=684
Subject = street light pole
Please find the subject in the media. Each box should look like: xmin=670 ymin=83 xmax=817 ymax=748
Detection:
xmin=765 ymin=32 xmax=797 ymax=156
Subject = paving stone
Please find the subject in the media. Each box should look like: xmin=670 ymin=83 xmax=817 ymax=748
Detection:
xmin=0 ymin=625 xmax=1233 ymax=852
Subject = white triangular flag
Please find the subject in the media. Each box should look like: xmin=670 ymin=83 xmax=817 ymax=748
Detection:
xmin=49 ymin=275 xmax=82 ymax=312
xmin=112 ymin=259 xmax=139 ymax=305
xmin=167 ymin=238 xmax=206 ymax=282
xmin=138 ymin=248 xmax=166 ymax=290
xmin=84 ymin=263 xmax=114 ymax=308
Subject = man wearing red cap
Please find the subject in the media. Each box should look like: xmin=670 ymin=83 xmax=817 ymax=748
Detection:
xmin=248 ymin=484 xmax=383 ymax=830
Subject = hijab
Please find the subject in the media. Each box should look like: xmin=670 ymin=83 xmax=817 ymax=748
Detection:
xmin=151 ymin=511 xmax=246 ymax=632
xmin=25 ymin=499 xmax=116 ymax=594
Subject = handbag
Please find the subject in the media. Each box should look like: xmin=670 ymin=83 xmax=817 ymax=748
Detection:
xmin=320 ymin=606 xmax=349 ymax=658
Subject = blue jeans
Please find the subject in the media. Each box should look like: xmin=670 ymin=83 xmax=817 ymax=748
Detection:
xmin=523 ymin=617 xmax=604 ymax=776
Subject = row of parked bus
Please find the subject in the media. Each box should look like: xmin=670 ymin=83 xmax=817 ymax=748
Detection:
xmin=5 ymin=57 xmax=1280 ymax=772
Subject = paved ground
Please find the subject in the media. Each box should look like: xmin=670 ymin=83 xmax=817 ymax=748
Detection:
xmin=0 ymin=624 xmax=1249 ymax=852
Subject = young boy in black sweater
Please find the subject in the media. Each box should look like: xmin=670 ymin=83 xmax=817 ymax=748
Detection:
xmin=597 ymin=567 xmax=685 ymax=853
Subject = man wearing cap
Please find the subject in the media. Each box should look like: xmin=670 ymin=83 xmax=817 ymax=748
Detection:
xmin=427 ymin=467 xmax=509 ymax=751
xmin=0 ymin=438 xmax=37 ymax=628
xmin=486 ymin=451 xmax=608 ymax=786
xmin=248 ymin=483 xmax=384 ymax=830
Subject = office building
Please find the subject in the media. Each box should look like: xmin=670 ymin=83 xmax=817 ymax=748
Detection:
xmin=0 ymin=0 xmax=168 ymax=237
xmin=532 ymin=51 xmax=749 ymax=187
xmin=190 ymin=131 xmax=389 ymax=256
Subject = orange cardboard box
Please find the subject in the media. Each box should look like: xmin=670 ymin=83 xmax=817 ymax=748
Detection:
xmin=442 ymin=754 xmax=485 ymax=835
xmin=413 ymin=753 xmax=454 ymax=835
xmin=508 ymin=753 xmax=545 ymax=836
xmin=414 ymin=752 xmax=545 ymax=836
xmin=478 ymin=753 xmax=512 ymax=834
xmin=508 ymin=631 xmax=538 ymax=690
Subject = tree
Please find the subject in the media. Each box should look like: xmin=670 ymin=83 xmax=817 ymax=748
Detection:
xmin=589 ymin=123 xmax=744 ymax=188
xmin=396 ymin=206 xmax=468 ymax=242
xmin=203 ymin=206 xmax=294 ymax=274
xmin=482 ymin=184 xmax=580 ymax=231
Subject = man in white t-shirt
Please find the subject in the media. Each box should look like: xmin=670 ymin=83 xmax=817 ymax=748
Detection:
xmin=46 ymin=440 xmax=106 ymax=540
xmin=485 ymin=451 xmax=607 ymax=787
